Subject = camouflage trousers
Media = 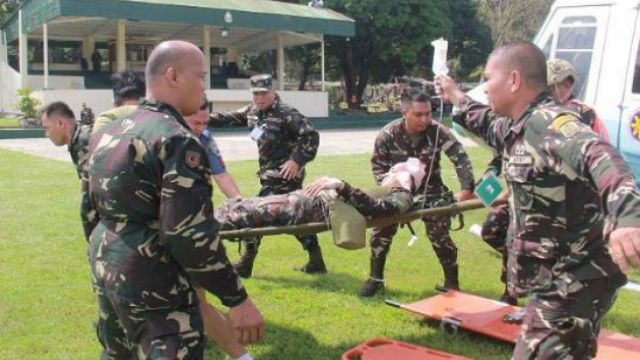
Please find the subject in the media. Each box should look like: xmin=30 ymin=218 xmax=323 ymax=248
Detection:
xmin=370 ymin=214 xmax=456 ymax=266
xmin=96 ymin=292 xmax=205 ymax=359
xmin=513 ymin=275 xmax=623 ymax=360
xmin=242 ymin=174 xmax=319 ymax=252
xmin=481 ymin=204 xmax=510 ymax=283
xmin=370 ymin=188 xmax=457 ymax=267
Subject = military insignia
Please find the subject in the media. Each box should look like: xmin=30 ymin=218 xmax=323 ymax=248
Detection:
xmin=631 ymin=112 xmax=640 ymax=141
xmin=551 ymin=114 xmax=580 ymax=137
xmin=185 ymin=150 xmax=201 ymax=168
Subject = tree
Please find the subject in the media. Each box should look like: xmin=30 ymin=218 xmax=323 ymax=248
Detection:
xmin=445 ymin=0 xmax=493 ymax=81
xmin=14 ymin=87 xmax=40 ymax=119
xmin=326 ymin=0 xmax=452 ymax=108
xmin=477 ymin=0 xmax=554 ymax=46
xmin=0 ymin=0 xmax=20 ymax=22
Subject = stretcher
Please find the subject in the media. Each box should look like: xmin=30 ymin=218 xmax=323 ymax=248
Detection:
xmin=218 ymin=198 xmax=502 ymax=240
xmin=341 ymin=338 xmax=471 ymax=360
xmin=386 ymin=290 xmax=640 ymax=359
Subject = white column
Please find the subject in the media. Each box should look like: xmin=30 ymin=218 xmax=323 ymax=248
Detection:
xmin=82 ymin=36 xmax=95 ymax=61
xmin=321 ymin=35 xmax=325 ymax=91
xmin=43 ymin=23 xmax=49 ymax=89
xmin=276 ymin=32 xmax=284 ymax=91
xmin=117 ymin=19 xmax=126 ymax=71
xmin=18 ymin=9 xmax=28 ymax=88
xmin=0 ymin=30 xmax=5 ymax=111
xmin=203 ymin=25 xmax=211 ymax=89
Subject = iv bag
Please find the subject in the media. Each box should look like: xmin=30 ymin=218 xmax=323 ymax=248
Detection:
xmin=431 ymin=38 xmax=449 ymax=76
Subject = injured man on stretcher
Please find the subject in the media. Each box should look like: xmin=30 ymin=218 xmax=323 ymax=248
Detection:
xmin=214 ymin=158 xmax=426 ymax=239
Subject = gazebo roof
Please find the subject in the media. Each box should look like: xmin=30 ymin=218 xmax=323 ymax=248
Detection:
xmin=1 ymin=0 xmax=355 ymax=51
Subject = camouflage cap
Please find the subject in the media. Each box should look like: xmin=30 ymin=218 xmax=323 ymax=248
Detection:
xmin=547 ymin=59 xmax=578 ymax=86
xmin=250 ymin=74 xmax=273 ymax=92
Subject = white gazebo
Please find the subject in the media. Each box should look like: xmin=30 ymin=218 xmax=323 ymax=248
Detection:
xmin=0 ymin=0 xmax=355 ymax=117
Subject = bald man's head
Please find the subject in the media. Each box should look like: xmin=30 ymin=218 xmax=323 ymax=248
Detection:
xmin=488 ymin=42 xmax=547 ymax=91
xmin=145 ymin=40 xmax=199 ymax=82
xmin=144 ymin=40 xmax=206 ymax=116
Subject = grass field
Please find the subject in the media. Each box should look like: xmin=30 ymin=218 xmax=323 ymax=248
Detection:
xmin=1 ymin=147 xmax=639 ymax=360
xmin=0 ymin=117 xmax=20 ymax=127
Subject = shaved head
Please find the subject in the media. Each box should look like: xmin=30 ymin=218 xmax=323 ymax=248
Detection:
xmin=488 ymin=42 xmax=547 ymax=90
xmin=144 ymin=40 xmax=206 ymax=116
xmin=145 ymin=40 xmax=201 ymax=82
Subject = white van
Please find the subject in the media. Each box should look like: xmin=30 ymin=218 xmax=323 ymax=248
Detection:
xmin=468 ymin=0 xmax=640 ymax=181
xmin=534 ymin=0 xmax=640 ymax=180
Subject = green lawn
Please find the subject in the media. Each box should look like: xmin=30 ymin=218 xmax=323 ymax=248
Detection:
xmin=1 ymin=147 xmax=639 ymax=360
xmin=0 ymin=117 xmax=20 ymax=127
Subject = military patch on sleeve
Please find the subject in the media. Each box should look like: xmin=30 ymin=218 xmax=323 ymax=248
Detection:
xmin=631 ymin=113 xmax=640 ymax=141
xmin=185 ymin=150 xmax=201 ymax=168
xmin=550 ymin=114 xmax=580 ymax=137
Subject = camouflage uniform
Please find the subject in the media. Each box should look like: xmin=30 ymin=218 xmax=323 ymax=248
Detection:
xmin=368 ymin=118 xmax=475 ymax=290
xmin=216 ymin=182 xmax=412 ymax=231
xmin=79 ymin=105 xmax=95 ymax=126
xmin=477 ymin=101 xmax=605 ymax=304
xmin=92 ymin=104 xmax=138 ymax=134
xmin=84 ymin=99 xmax=248 ymax=359
xmin=67 ymin=123 xmax=100 ymax=240
xmin=211 ymin=92 xmax=321 ymax=272
xmin=453 ymin=93 xmax=639 ymax=359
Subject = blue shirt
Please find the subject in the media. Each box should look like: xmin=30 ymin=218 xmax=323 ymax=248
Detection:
xmin=199 ymin=130 xmax=226 ymax=175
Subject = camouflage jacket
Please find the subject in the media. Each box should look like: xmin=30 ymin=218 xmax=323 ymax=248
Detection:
xmin=371 ymin=118 xmax=475 ymax=196
xmin=92 ymin=104 xmax=138 ymax=134
xmin=68 ymin=123 xmax=92 ymax=179
xmin=68 ymin=123 xmax=99 ymax=240
xmin=216 ymin=182 xmax=412 ymax=231
xmin=454 ymin=93 xmax=640 ymax=296
xmin=565 ymin=95 xmax=610 ymax=141
xmin=211 ymin=95 xmax=319 ymax=177
xmin=84 ymin=99 xmax=247 ymax=308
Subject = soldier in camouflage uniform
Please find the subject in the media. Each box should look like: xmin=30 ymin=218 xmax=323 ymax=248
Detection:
xmin=210 ymin=74 xmax=323 ymax=278
xmin=362 ymin=89 xmax=476 ymax=297
xmin=216 ymin=160 xmax=423 ymax=232
xmin=546 ymin=58 xmax=610 ymax=141
xmin=40 ymin=101 xmax=98 ymax=239
xmin=84 ymin=40 xmax=263 ymax=359
xmin=437 ymin=41 xmax=640 ymax=359
xmin=79 ymin=102 xmax=95 ymax=126
xmin=445 ymin=59 xmax=613 ymax=307
xmin=92 ymin=69 xmax=145 ymax=134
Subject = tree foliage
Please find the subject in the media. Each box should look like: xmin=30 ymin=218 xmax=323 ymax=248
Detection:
xmin=14 ymin=87 xmax=40 ymax=119
xmin=0 ymin=0 xmax=20 ymax=22
xmin=477 ymin=0 xmax=554 ymax=46
xmin=325 ymin=0 xmax=452 ymax=108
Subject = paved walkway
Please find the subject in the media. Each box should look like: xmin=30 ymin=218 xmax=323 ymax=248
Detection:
xmin=0 ymin=128 xmax=476 ymax=163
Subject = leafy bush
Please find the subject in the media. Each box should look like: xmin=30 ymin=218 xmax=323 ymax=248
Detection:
xmin=14 ymin=88 xmax=41 ymax=119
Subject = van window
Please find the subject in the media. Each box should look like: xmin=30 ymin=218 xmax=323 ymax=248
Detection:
xmin=542 ymin=35 xmax=553 ymax=58
xmin=555 ymin=16 xmax=598 ymax=99
xmin=633 ymin=41 xmax=640 ymax=94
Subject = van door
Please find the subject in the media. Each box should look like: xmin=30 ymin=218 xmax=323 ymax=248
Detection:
xmin=535 ymin=5 xmax=610 ymax=104
xmin=619 ymin=8 xmax=640 ymax=181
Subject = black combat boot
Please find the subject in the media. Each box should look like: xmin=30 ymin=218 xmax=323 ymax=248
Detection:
xmin=233 ymin=245 xmax=258 ymax=278
xmin=499 ymin=289 xmax=518 ymax=306
xmin=442 ymin=264 xmax=460 ymax=290
xmin=359 ymin=257 xmax=386 ymax=297
xmin=296 ymin=245 xmax=327 ymax=274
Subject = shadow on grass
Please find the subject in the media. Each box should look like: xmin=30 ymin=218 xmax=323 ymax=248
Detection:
xmin=251 ymin=270 xmax=420 ymax=300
